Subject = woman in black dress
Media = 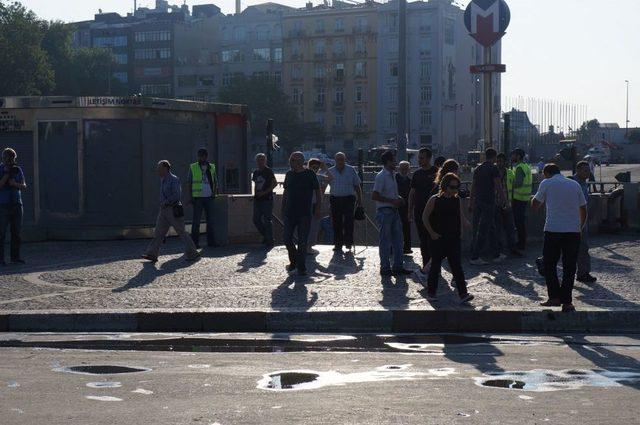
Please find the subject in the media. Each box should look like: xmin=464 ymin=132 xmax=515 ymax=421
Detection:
xmin=422 ymin=173 xmax=474 ymax=304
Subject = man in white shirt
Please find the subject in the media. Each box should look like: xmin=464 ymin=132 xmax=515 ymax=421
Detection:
xmin=372 ymin=151 xmax=412 ymax=276
xmin=532 ymin=163 xmax=587 ymax=313
xmin=327 ymin=152 xmax=363 ymax=253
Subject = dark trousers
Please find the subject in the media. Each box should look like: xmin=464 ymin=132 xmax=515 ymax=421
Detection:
xmin=283 ymin=215 xmax=311 ymax=272
xmin=427 ymin=236 xmax=468 ymax=297
xmin=253 ymin=199 xmax=274 ymax=244
xmin=0 ymin=204 xmax=23 ymax=262
xmin=399 ymin=203 xmax=411 ymax=252
xmin=330 ymin=195 xmax=355 ymax=248
xmin=512 ymin=200 xmax=528 ymax=249
xmin=543 ymin=232 xmax=581 ymax=304
xmin=191 ymin=197 xmax=215 ymax=247
xmin=414 ymin=208 xmax=430 ymax=268
xmin=495 ymin=207 xmax=517 ymax=253
xmin=471 ymin=201 xmax=498 ymax=260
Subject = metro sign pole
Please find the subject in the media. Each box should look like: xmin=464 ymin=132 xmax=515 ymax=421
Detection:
xmin=464 ymin=0 xmax=510 ymax=149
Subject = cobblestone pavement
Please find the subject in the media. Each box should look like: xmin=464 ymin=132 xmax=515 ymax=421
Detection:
xmin=1 ymin=234 xmax=639 ymax=312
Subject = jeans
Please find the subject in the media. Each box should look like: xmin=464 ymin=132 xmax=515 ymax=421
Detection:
xmin=191 ymin=197 xmax=215 ymax=247
xmin=253 ymin=199 xmax=274 ymax=244
xmin=543 ymin=232 xmax=581 ymax=304
xmin=0 ymin=203 xmax=23 ymax=262
xmin=512 ymin=200 xmax=528 ymax=249
xmin=414 ymin=208 xmax=431 ymax=268
xmin=427 ymin=236 xmax=468 ymax=297
xmin=399 ymin=203 xmax=411 ymax=252
xmin=495 ymin=206 xmax=517 ymax=253
xmin=577 ymin=226 xmax=591 ymax=276
xmin=283 ymin=215 xmax=311 ymax=272
xmin=146 ymin=206 xmax=199 ymax=259
xmin=376 ymin=207 xmax=404 ymax=272
xmin=330 ymin=195 xmax=356 ymax=248
xmin=471 ymin=201 xmax=499 ymax=260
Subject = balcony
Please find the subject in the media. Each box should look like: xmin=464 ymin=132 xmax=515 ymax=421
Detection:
xmin=314 ymin=52 xmax=327 ymax=60
xmin=352 ymin=25 xmax=372 ymax=34
xmin=332 ymin=52 xmax=346 ymax=60
xmin=313 ymin=101 xmax=326 ymax=110
xmin=290 ymin=53 xmax=303 ymax=61
xmin=288 ymin=29 xmax=306 ymax=37
xmin=313 ymin=77 xmax=326 ymax=85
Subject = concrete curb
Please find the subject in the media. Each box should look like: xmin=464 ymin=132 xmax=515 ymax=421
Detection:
xmin=1 ymin=310 xmax=639 ymax=333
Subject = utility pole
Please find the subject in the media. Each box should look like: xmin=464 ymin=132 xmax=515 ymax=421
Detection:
xmin=626 ymin=80 xmax=630 ymax=136
xmin=483 ymin=47 xmax=493 ymax=148
xmin=397 ymin=0 xmax=407 ymax=160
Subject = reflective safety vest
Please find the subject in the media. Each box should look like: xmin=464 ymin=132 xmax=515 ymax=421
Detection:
xmin=505 ymin=168 xmax=515 ymax=201
xmin=190 ymin=162 xmax=216 ymax=198
xmin=511 ymin=162 xmax=532 ymax=202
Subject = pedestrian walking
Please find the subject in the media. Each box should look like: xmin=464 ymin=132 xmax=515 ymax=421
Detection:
xmin=396 ymin=161 xmax=412 ymax=254
xmin=0 ymin=148 xmax=27 ymax=266
xmin=187 ymin=148 xmax=217 ymax=248
xmin=143 ymin=160 xmax=199 ymax=262
xmin=326 ymin=152 xmax=362 ymax=253
xmin=307 ymin=158 xmax=330 ymax=254
xmin=282 ymin=152 xmax=321 ymax=276
xmin=252 ymin=153 xmax=277 ymax=247
xmin=532 ymin=163 xmax=587 ymax=313
xmin=422 ymin=173 xmax=474 ymax=304
xmin=408 ymin=148 xmax=438 ymax=278
xmin=572 ymin=161 xmax=597 ymax=283
xmin=469 ymin=148 xmax=506 ymax=265
xmin=372 ymin=151 xmax=412 ymax=277
xmin=510 ymin=148 xmax=533 ymax=251
xmin=496 ymin=153 xmax=522 ymax=257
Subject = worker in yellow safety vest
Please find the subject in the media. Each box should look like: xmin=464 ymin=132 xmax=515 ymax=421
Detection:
xmin=187 ymin=147 xmax=217 ymax=248
xmin=496 ymin=153 xmax=522 ymax=257
xmin=509 ymin=148 xmax=533 ymax=251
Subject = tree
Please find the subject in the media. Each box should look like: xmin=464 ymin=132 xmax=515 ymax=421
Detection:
xmin=218 ymin=75 xmax=324 ymax=151
xmin=0 ymin=1 xmax=54 ymax=95
xmin=576 ymin=119 xmax=600 ymax=143
xmin=627 ymin=129 xmax=640 ymax=144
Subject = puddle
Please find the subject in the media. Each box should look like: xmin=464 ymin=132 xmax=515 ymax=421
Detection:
xmin=85 ymin=395 xmax=123 ymax=402
xmin=7 ymin=380 xmax=20 ymax=388
xmin=385 ymin=342 xmax=445 ymax=355
xmin=86 ymin=382 xmax=122 ymax=389
xmin=132 ymin=388 xmax=154 ymax=395
xmin=475 ymin=369 xmax=640 ymax=392
xmin=55 ymin=365 xmax=151 ymax=375
xmin=188 ymin=364 xmax=211 ymax=369
xmin=257 ymin=366 xmax=453 ymax=391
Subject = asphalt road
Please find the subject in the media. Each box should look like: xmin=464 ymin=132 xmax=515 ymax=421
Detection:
xmin=1 ymin=333 xmax=639 ymax=424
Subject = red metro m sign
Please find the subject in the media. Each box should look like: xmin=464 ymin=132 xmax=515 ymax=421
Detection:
xmin=464 ymin=0 xmax=511 ymax=48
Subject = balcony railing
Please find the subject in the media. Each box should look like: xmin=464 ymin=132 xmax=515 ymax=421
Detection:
xmin=314 ymin=52 xmax=327 ymax=60
xmin=352 ymin=25 xmax=372 ymax=34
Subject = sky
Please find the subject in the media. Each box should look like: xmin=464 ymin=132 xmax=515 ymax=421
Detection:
xmin=16 ymin=0 xmax=640 ymax=128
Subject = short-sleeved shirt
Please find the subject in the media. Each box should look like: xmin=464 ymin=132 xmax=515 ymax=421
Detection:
xmin=283 ymin=169 xmax=319 ymax=218
xmin=395 ymin=173 xmax=411 ymax=199
xmin=373 ymin=168 xmax=400 ymax=210
xmin=534 ymin=174 xmax=587 ymax=233
xmin=327 ymin=165 xmax=361 ymax=197
xmin=252 ymin=166 xmax=276 ymax=201
xmin=472 ymin=161 xmax=500 ymax=204
xmin=0 ymin=164 xmax=24 ymax=205
xmin=410 ymin=166 xmax=438 ymax=212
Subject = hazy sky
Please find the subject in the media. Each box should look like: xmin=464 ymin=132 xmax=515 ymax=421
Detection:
xmin=17 ymin=0 xmax=639 ymax=127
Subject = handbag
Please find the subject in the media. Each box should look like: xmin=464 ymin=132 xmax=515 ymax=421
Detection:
xmin=354 ymin=205 xmax=365 ymax=221
xmin=172 ymin=203 xmax=184 ymax=218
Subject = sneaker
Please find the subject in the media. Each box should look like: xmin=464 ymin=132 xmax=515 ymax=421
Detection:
xmin=142 ymin=254 xmax=158 ymax=263
xmin=492 ymin=253 xmax=507 ymax=264
xmin=540 ymin=299 xmax=562 ymax=307
xmin=460 ymin=294 xmax=475 ymax=304
xmin=392 ymin=268 xmax=414 ymax=276
xmin=286 ymin=264 xmax=297 ymax=273
xmin=380 ymin=269 xmax=393 ymax=277
xmin=577 ymin=274 xmax=597 ymax=283
xmin=470 ymin=258 xmax=489 ymax=266
xmin=426 ymin=292 xmax=438 ymax=302
xmin=535 ymin=257 xmax=545 ymax=277
xmin=562 ymin=303 xmax=576 ymax=313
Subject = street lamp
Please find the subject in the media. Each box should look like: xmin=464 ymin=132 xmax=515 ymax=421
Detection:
xmin=625 ymin=80 xmax=630 ymax=136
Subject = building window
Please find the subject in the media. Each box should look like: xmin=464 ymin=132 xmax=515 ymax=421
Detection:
xmin=420 ymin=61 xmax=432 ymax=80
xmin=355 ymin=111 xmax=364 ymax=127
xmin=292 ymin=88 xmax=301 ymax=104
xmin=234 ymin=26 xmax=246 ymax=41
xmin=93 ymin=35 xmax=127 ymax=47
xmin=355 ymin=37 xmax=365 ymax=53
xmin=335 ymin=113 xmax=344 ymax=127
xmin=315 ymin=40 xmax=326 ymax=55
xmin=316 ymin=114 xmax=325 ymax=127
xmin=356 ymin=17 xmax=368 ymax=31
xmin=335 ymin=63 xmax=345 ymax=79
xmin=420 ymin=110 xmax=432 ymax=127
xmin=222 ymin=49 xmax=243 ymax=63
xmin=355 ymin=86 xmax=364 ymax=102
xmin=314 ymin=64 xmax=325 ymax=79
xmin=420 ymin=86 xmax=432 ymax=103
xmin=444 ymin=18 xmax=455 ymax=45
xmin=222 ymin=73 xmax=231 ymax=86
xmin=134 ymin=30 xmax=171 ymax=43
xmin=140 ymin=84 xmax=171 ymax=96
xmin=113 ymin=54 xmax=128 ymax=65
xmin=198 ymin=76 xmax=215 ymax=87
xmin=388 ymin=86 xmax=397 ymax=103
xmin=222 ymin=27 xmax=231 ymax=41
xmin=178 ymin=75 xmax=197 ymax=87
xmin=315 ymin=19 xmax=325 ymax=33
xmin=113 ymin=72 xmax=128 ymax=83
xmin=142 ymin=67 xmax=162 ymax=77
xmin=273 ymin=48 xmax=283 ymax=63
xmin=389 ymin=62 xmax=398 ymax=77
xmin=389 ymin=112 xmax=398 ymax=128
xmin=256 ymin=25 xmax=270 ymax=41
xmin=273 ymin=71 xmax=282 ymax=84
xmin=333 ymin=39 xmax=345 ymax=54
xmin=335 ymin=87 xmax=344 ymax=104
xmin=335 ymin=18 xmax=344 ymax=31
xmin=355 ymin=61 xmax=366 ymax=78
xmin=420 ymin=37 xmax=432 ymax=55
xmin=316 ymin=87 xmax=325 ymax=105
xmin=253 ymin=48 xmax=270 ymax=61
xmin=134 ymin=48 xmax=171 ymax=60
xmin=292 ymin=40 xmax=301 ymax=56
xmin=292 ymin=64 xmax=303 ymax=80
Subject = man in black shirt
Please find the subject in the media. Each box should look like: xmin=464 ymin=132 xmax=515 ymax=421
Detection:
xmin=408 ymin=148 xmax=438 ymax=276
xmin=396 ymin=161 xmax=412 ymax=254
xmin=282 ymin=151 xmax=321 ymax=276
xmin=470 ymin=148 xmax=506 ymax=265
xmin=252 ymin=153 xmax=277 ymax=247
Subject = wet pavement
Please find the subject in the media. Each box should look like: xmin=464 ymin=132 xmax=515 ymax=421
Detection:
xmin=1 ymin=234 xmax=639 ymax=313
xmin=0 ymin=333 xmax=639 ymax=424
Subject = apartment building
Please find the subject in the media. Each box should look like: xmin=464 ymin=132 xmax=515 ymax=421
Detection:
xmin=282 ymin=1 xmax=380 ymax=154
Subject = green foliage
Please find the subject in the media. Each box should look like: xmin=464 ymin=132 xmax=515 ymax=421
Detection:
xmin=627 ymin=129 xmax=640 ymax=144
xmin=218 ymin=75 xmax=324 ymax=151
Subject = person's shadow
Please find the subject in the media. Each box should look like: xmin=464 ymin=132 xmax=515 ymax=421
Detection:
xmin=379 ymin=276 xmax=410 ymax=310
xmin=112 ymin=257 xmax=196 ymax=293
xmin=236 ymin=247 xmax=270 ymax=273
xmin=271 ymin=276 xmax=319 ymax=311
